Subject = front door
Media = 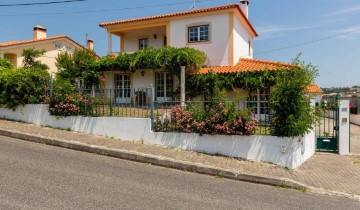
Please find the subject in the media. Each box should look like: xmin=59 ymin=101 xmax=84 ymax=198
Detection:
xmin=155 ymin=72 xmax=173 ymax=102
xmin=114 ymin=74 xmax=131 ymax=104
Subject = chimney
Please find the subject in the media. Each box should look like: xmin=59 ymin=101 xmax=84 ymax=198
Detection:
xmin=33 ymin=25 xmax=47 ymax=40
xmin=87 ymin=39 xmax=94 ymax=51
xmin=240 ymin=0 xmax=249 ymax=18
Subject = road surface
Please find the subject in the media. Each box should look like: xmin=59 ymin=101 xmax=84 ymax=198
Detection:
xmin=0 ymin=136 xmax=359 ymax=210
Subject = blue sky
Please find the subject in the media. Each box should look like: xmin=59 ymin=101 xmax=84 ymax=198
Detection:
xmin=0 ymin=0 xmax=359 ymax=88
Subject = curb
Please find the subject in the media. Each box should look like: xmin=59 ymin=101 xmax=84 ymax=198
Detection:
xmin=0 ymin=128 xmax=359 ymax=201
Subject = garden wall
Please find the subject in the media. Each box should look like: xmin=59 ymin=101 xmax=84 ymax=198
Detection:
xmin=0 ymin=104 xmax=316 ymax=169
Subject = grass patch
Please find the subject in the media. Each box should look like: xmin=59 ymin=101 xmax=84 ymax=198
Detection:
xmin=353 ymin=160 xmax=360 ymax=166
xmin=278 ymin=183 xmax=292 ymax=189
xmin=215 ymin=172 xmax=224 ymax=179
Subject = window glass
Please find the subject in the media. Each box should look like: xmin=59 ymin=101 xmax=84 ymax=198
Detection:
xmin=139 ymin=38 xmax=148 ymax=50
xmin=55 ymin=43 xmax=62 ymax=50
xmin=188 ymin=25 xmax=209 ymax=43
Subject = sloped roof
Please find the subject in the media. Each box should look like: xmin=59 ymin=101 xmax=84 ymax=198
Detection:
xmin=99 ymin=4 xmax=258 ymax=36
xmin=0 ymin=35 xmax=85 ymax=49
xmin=306 ymin=83 xmax=322 ymax=93
xmin=199 ymin=58 xmax=295 ymax=74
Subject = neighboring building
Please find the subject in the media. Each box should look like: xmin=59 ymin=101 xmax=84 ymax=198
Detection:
xmin=0 ymin=25 xmax=89 ymax=74
xmin=98 ymin=1 xmax=321 ymax=120
xmin=306 ymin=83 xmax=323 ymax=105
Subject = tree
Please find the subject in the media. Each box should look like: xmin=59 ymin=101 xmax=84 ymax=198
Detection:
xmin=0 ymin=58 xmax=13 ymax=72
xmin=55 ymin=49 xmax=99 ymax=87
xmin=22 ymin=48 xmax=49 ymax=70
xmin=270 ymin=56 xmax=318 ymax=137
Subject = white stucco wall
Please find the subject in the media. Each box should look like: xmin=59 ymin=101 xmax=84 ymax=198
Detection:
xmin=123 ymin=26 xmax=166 ymax=52
xmin=307 ymin=93 xmax=322 ymax=105
xmin=169 ymin=13 xmax=230 ymax=66
xmin=132 ymin=69 xmax=154 ymax=87
xmin=233 ymin=14 xmax=253 ymax=60
xmin=0 ymin=104 xmax=316 ymax=169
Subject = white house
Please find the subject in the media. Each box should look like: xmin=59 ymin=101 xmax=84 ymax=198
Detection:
xmin=99 ymin=2 xmax=262 ymax=99
xmin=98 ymin=1 xmax=320 ymax=118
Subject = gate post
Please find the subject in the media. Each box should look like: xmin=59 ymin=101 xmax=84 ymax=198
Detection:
xmin=150 ymin=87 xmax=155 ymax=131
xmin=338 ymin=99 xmax=350 ymax=155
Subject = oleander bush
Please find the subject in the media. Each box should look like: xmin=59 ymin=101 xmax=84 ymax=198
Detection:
xmin=154 ymin=101 xmax=258 ymax=135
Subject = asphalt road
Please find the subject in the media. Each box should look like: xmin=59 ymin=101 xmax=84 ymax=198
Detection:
xmin=0 ymin=136 xmax=359 ymax=210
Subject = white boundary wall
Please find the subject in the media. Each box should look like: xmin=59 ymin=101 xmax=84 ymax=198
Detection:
xmin=0 ymin=104 xmax=316 ymax=169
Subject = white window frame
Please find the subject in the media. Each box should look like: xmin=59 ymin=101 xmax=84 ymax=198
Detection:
xmin=188 ymin=25 xmax=209 ymax=43
xmin=155 ymin=71 xmax=174 ymax=102
xmin=139 ymin=38 xmax=148 ymax=50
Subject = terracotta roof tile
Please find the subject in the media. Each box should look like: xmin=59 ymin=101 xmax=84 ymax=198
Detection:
xmin=198 ymin=58 xmax=295 ymax=74
xmin=0 ymin=35 xmax=85 ymax=49
xmin=99 ymin=4 xmax=258 ymax=36
xmin=306 ymin=83 xmax=322 ymax=93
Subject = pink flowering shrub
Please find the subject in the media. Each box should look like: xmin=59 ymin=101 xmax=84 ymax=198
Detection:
xmin=154 ymin=102 xmax=258 ymax=135
xmin=48 ymin=93 xmax=94 ymax=116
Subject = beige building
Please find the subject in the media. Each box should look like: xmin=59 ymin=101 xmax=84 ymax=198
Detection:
xmin=0 ymin=25 xmax=88 ymax=74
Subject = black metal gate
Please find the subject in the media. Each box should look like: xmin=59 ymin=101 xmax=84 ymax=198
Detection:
xmin=316 ymin=99 xmax=339 ymax=153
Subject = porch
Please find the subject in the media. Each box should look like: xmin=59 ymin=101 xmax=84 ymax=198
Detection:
xmin=106 ymin=23 xmax=169 ymax=54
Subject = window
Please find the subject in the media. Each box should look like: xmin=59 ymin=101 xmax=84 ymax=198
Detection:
xmin=155 ymin=72 xmax=173 ymax=101
xmin=114 ymin=74 xmax=131 ymax=104
xmin=139 ymin=38 xmax=148 ymax=50
xmin=246 ymin=88 xmax=270 ymax=115
xmin=188 ymin=25 xmax=209 ymax=43
xmin=66 ymin=46 xmax=73 ymax=52
xmin=55 ymin=43 xmax=62 ymax=50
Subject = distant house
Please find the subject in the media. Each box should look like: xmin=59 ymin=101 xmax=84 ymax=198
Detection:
xmin=98 ymin=1 xmax=320 ymax=120
xmin=0 ymin=25 xmax=90 ymax=74
xmin=306 ymin=83 xmax=323 ymax=105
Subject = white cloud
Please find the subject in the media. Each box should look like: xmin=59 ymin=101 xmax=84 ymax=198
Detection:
xmin=328 ymin=5 xmax=360 ymax=16
xmin=255 ymin=18 xmax=345 ymax=40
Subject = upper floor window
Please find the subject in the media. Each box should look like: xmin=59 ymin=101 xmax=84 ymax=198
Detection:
xmin=55 ymin=43 xmax=62 ymax=50
xmin=139 ymin=38 xmax=148 ymax=50
xmin=66 ymin=46 xmax=73 ymax=52
xmin=188 ymin=25 xmax=209 ymax=43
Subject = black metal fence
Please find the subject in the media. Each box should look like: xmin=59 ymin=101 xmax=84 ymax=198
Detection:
xmin=58 ymin=86 xmax=273 ymax=135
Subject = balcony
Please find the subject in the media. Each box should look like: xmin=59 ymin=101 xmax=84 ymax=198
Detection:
xmin=107 ymin=24 xmax=168 ymax=54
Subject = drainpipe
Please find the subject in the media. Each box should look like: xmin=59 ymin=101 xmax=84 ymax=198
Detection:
xmin=257 ymin=89 xmax=261 ymax=121
xmin=180 ymin=66 xmax=186 ymax=107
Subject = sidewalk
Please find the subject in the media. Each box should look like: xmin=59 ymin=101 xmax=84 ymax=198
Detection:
xmin=0 ymin=119 xmax=359 ymax=198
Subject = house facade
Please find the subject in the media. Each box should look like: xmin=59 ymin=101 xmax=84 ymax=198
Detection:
xmin=0 ymin=25 xmax=87 ymax=74
xmin=99 ymin=2 xmax=260 ymax=101
xmin=98 ymin=1 xmax=322 ymax=122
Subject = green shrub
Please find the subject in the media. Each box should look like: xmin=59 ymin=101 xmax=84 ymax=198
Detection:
xmin=0 ymin=58 xmax=13 ymax=71
xmin=270 ymin=58 xmax=318 ymax=137
xmin=0 ymin=68 xmax=50 ymax=110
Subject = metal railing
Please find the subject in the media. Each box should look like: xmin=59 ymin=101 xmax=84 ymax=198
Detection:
xmin=69 ymin=87 xmax=273 ymax=135
xmin=76 ymin=87 xmax=154 ymax=118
